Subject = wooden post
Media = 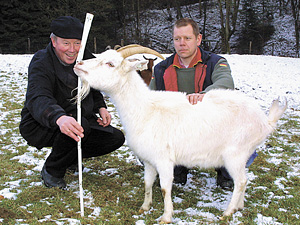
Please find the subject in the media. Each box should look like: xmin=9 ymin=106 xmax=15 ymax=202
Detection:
xmin=249 ymin=41 xmax=252 ymax=54
xmin=76 ymin=13 xmax=94 ymax=217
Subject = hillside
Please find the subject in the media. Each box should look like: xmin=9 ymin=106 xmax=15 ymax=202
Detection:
xmin=123 ymin=2 xmax=297 ymax=57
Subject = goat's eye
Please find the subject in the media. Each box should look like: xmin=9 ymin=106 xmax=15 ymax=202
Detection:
xmin=106 ymin=62 xmax=114 ymax=67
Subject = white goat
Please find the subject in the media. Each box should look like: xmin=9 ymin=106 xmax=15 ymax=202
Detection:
xmin=74 ymin=49 xmax=287 ymax=223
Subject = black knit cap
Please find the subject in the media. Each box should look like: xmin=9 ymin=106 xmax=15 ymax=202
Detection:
xmin=51 ymin=16 xmax=83 ymax=40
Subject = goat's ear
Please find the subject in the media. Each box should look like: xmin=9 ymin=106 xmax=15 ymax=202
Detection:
xmin=130 ymin=60 xmax=148 ymax=71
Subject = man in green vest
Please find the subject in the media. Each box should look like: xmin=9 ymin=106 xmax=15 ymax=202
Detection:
xmin=151 ymin=18 xmax=257 ymax=189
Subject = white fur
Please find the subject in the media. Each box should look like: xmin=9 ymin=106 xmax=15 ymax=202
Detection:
xmin=74 ymin=50 xmax=287 ymax=223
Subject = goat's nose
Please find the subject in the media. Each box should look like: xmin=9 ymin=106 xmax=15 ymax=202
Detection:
xmin=77 ymin=61 xmax=84 ymax=65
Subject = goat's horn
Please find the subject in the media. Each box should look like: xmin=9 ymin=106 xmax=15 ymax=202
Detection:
xmin=117 ymin=44 xmax=165 ymax=60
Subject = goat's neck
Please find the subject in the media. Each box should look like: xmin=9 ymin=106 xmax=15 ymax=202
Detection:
xmin=108 ymin=71 xmax=151 ymax=117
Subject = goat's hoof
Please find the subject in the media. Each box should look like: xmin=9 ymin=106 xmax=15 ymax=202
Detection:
xmin=220 ymin=213 xmax=233 ymax=221
xmin=138 ymin=207 xmax=149 ymax=214
xmin=221 ymin=208 xmax=237 ymax=220
xmin=224 ymin=208 xmax=236 ymax=216
xmin=138 ymin=208 xmax=144 ymax=214
xmin=139 ymin=205 xmax=150 ymax=212
xmin=159 ymin=215 xmax=172 ymax=224
xmin=159 ymin=221 xmax=171 ymax=224
xmin=159 ymin=219 xmax=172 ymax=224
xmin=139 ymin=205 xmax=150 ymax=214
xmin=219 ymin=215 xmax=229 ymax=221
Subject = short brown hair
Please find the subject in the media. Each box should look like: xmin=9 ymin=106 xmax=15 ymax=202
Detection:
xmin=173 ymin=18 xmax=200 ymax=37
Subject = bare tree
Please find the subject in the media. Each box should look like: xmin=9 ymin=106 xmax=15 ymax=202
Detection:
xmin=217 ymin=0 xmax=240 ymax=54
xmin=175 ymin=0 xmax=183 ymax=19
xmin=291 ymin=0 xmax=300 ymax=57
xmin=279 ymin=0 xmax=290 ymax=16
xmin=134 ymin=0 xmax=141 ymax=42
xmin=166 ymin=2 xmax=174 ymax=22
xmin=199 ymin=0 xmax=209 ymax=40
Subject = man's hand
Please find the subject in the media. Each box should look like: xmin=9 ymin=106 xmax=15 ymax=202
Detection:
xmin=186 ymin=93 xmax=205 ymax=105
xmin=97 ymin=107 xmax=111 ymax=127
xmin=56 ymin=115 xmax=84 ymax=142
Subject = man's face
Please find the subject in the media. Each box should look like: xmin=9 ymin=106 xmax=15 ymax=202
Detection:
xmin=51 ymin=36 xmax=81 ymax=65
xmin=173 ymin=24 xmax=202 ymax=62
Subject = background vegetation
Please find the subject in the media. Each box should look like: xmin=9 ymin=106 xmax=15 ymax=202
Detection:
xmin=0 ymin=0 xmax=299 ymax=56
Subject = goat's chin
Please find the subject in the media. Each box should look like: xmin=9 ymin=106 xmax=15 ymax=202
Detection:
xmin=80 ymin=79 xmax=91 ymax=99
xmin=72 ymin=79 xmax=91 ymax=103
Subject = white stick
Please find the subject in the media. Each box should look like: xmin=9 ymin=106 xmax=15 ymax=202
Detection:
xmin=76 ymin=13 xmax=94 ymax=217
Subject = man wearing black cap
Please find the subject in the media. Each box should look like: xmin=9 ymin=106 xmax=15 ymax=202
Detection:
xmin=19 ymin=16 xmax=125 ymax=189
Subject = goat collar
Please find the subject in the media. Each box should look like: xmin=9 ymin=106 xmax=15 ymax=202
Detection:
xmin=173 ymin=48 xmax=202 ymax=69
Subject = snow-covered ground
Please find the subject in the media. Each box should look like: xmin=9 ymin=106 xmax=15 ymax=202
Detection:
xmin=0 ymin=53 xmax=299 ymax=224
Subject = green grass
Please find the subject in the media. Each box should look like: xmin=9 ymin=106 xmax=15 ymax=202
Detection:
xmin=0 ymin=71 xmax=299 ymax=224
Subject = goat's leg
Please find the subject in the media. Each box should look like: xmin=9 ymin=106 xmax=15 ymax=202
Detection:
xmin=140 ymin=162 xmax=157 ymax=212
xmin=156 ymin=162 xmax=174 ymax=224
xmin=232 ymin=163 xmax=248 ymax=210
xmin=237 ymin=180 xmax=247 ymax=209
xmin=222 ymin=160 xmax=247 ymax=217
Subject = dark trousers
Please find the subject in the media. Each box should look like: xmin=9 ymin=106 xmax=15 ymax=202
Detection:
xmin=174 ymin=150 xmax=258 ymax=180
xmin=45 ymin=126 xmax=125 ymax=178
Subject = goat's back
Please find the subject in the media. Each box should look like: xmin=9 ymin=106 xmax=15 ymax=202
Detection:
xmin=125 ymin=89 xmax=276 ymax=168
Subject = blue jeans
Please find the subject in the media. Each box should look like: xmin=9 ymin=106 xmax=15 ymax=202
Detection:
xmin=219 ymin=150 xmax=258 ymax=179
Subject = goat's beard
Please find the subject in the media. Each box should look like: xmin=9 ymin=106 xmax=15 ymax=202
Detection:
xmin=71 ymin=78 xmax=91 ymax=104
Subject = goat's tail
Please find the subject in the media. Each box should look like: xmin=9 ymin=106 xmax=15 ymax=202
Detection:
xmin=268 ymin=97 xmax=287 ymax=129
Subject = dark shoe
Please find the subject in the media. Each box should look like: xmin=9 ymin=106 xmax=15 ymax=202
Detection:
xmin=216 ymin=169 xmax=234 ymax=190
xmin=174 ymin=165 xmax=189 ymax=185
xmin=41 ymin=166 xmax=66 ymax=189
xmin=67 ymin=163 xmax=85 ymax=173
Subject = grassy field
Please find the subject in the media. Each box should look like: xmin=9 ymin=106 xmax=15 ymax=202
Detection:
xmin=0 ymin=61 xmax=299 ymax=224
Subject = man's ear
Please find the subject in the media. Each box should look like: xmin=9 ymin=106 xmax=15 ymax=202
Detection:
xmin=133 ymin=60 xmax=148 ymax=71
xmin=197 ymin=34 xmax=202 ymax=46
xmin=51 ymin=37 xmax=56 ymax=48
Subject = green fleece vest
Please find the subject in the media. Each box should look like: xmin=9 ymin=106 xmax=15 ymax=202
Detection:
xmin=176 ymin=67 xmax=196 ymax=94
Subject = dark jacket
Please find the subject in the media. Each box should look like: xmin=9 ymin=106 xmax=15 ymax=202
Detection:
xmin=153 ymin=47 xmax=233 ymax=91
xmin=20 ymin=43 xmax=112 ymax=149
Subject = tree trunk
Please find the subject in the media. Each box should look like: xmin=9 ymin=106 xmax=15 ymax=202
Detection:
xmin=199 ymin=0 xmax=202 ymax=18
xmin=134 ymin=0 xmax=140 ymax=42
xmin=291 ymin=0 xmax=300 ymax=57
xmin=217 ymin=0 xmax=240 ymax=54
xmin=175 ymin=0 xmax=183 ymax=19
xmin=199 ymin=0 xmax=208 ymax=40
